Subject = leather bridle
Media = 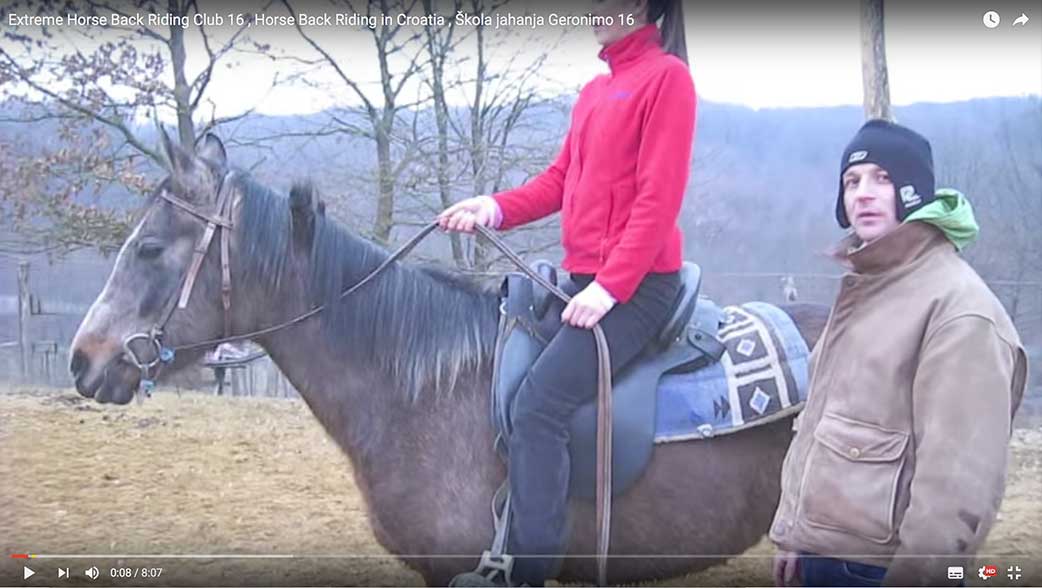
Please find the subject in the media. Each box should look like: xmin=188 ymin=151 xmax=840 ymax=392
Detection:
xmin=118 ymin=176 xmax=616 ymax=585
xmin=121 ymin=171 xmax=237 ymax=396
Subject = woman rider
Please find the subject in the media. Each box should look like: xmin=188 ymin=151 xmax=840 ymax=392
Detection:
xmin=439 ymin=1 xmax=696 ymax=584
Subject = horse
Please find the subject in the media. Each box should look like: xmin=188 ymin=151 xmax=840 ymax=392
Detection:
xmin=69 ymin=134 xmax=830 ymax=586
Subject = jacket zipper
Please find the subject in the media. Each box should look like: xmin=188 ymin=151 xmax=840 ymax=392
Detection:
xmin=600 ymin=186 xmax=615 ymax=264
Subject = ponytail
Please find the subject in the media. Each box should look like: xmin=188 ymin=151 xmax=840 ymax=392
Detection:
xmin=648 ymin=0 xmax=688 ymax=65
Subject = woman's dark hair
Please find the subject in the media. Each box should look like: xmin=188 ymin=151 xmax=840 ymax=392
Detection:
xmin=648 ymin=0 xmax=687 ymax=64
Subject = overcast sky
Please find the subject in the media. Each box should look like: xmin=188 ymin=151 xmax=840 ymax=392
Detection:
xmin=5 ymin=0 xmax=1041 ymax=115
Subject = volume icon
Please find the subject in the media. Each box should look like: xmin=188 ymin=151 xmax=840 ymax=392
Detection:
xmin=85 ymin=566 xmax=100 ymax=580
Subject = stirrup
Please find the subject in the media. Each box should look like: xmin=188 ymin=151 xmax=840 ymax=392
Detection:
xmin=449 ymin=551 xmax=516 ymax=587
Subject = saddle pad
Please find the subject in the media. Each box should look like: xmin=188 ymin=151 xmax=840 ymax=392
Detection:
xmin=654 ymin=301 xmax=810 ymax=443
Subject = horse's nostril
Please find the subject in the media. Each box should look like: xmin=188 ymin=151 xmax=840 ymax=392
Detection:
xmin=70 ymin=349 xmax=90 ymax=377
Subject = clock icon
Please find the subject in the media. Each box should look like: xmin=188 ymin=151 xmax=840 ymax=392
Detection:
xmin=983 ymin=10 xmax=1001 ymax=28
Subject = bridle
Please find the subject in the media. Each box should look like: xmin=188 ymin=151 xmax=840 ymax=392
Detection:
xmin=121 ymin=170 xmax=444 ymax=397
xmin=122 ymin=170 xmax=237 ymax=396
xmin=119 ymin=172 xmax=616 ymax=585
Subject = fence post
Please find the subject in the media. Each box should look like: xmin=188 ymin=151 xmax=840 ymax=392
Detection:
xmin=17 ymin=261 xmax=31 ymax=382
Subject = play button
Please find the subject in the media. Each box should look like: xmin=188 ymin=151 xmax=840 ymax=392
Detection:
xmin=23 ymin=566 xmax=35 ymax=579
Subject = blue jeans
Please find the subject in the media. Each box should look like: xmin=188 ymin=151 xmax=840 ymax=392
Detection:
xmin=506 ymin=272 xmax=681 ymax=587
xmin=799 ymin=552 xmax=887 ymax=587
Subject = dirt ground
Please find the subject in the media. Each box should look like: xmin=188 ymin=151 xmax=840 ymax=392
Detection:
xmin=2 ymin=386 xmax=1040 ymax=587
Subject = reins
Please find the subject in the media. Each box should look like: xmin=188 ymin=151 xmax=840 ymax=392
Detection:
xmin=121 ymin=180 xmax=615 ymax=585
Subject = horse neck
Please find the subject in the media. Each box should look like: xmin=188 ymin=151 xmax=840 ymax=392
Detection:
xmin=250 ymin=282 xmax=506 ymax=538
xmin=256 ymin=318 xmax=397 ymax=466
xmin=244 ymin=256 xmax=499 ymax=472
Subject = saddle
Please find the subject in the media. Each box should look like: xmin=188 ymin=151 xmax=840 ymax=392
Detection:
xmin=490 ymin=261 xmax=727 ymax=499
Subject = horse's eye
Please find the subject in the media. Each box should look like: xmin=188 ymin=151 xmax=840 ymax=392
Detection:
xmin=138 ymin=241 xmax=165 ymax=260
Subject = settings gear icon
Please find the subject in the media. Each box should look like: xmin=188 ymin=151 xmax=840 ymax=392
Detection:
xmin=978 ymin=564 xmax=999 ymax=581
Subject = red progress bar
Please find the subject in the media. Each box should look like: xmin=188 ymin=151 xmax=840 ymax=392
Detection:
xmin=10 ymin=554 xmax=29 ymax=559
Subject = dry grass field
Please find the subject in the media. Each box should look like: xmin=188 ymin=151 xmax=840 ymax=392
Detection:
xmin=2 ymin=387 xmax=1040 ymax=587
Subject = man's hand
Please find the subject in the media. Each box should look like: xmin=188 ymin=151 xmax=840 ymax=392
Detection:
xmin=436 ymin=195 xmax=501 ymax=233
xmin=773 ymin=550 xmax=800 ymax=587
xmin=561 ymin=281 xmax=616 ymax=329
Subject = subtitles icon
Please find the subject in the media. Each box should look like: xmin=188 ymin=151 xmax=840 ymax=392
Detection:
xmin=979 ymin=564 xmax=998 ymax=580
xmin=947 ymin=566 xmax=964 ymax=580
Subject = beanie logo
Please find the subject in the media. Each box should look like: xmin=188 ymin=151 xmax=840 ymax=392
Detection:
xmin=848 ymin=150 xmax=868 ymax=163
xmin=900 ymin=185 xmax=921 ymax=207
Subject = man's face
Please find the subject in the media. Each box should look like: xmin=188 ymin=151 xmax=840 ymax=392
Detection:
xmin=843 ymin=162 xmax=899 ymax=245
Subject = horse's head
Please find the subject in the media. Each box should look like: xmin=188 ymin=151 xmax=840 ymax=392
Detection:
xmin=70 ymin=132 xmax=237 ymax=403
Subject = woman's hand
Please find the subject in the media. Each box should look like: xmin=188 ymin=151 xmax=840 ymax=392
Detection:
xmin=773 ymin=549 xmax=801 ymax=587
xmin=561 ymin=281 xmax=616 ymax=329
xmin=437 ymin=196 xmax=500 ymax=233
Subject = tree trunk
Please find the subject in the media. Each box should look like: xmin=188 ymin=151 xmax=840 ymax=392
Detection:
xmin=373 ymin=127 xmax=396 ymax=245
xmin=860 ymin=0 xmax=893 ymax=121
xmin=424 ymin=0 xmax=464 ymax=266
xmin=470 ymin=10 xmax=491 ymax=271
xmin=169 ymin=0 xmax=196 ymax=149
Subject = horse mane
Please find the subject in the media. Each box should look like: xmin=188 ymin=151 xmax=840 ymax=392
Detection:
xmin=232 ymin=174 xmax=500 ymax=404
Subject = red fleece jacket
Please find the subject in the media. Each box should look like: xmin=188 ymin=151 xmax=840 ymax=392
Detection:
xmin=492 ymin=24 xmax=696 ymax=303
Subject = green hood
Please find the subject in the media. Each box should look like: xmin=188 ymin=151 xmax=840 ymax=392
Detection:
xmin=904 ymin=188 xmax=979 ymax=251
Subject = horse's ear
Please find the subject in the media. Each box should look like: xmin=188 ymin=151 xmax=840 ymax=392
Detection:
xmin=197 ymin=133 xmax=227 ymax=168
xmin=289 ymin=181 xmax=317 ymax=247
xmin=160 ymin=127 xmax=194 ymax=176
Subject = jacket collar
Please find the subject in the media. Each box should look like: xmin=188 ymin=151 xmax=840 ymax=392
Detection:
xmin=598 ymin=24 xmax=661 ymax=75
xmin=847 ymin=222 xmax=952 ymax=274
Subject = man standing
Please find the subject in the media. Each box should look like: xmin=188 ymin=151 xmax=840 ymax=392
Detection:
xmin=770 ymin=119 xmax=1028 ymax=587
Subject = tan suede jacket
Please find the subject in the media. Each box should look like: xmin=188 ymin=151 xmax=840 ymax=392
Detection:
xmin=769 ymin=222 xmax=1027 ymax=586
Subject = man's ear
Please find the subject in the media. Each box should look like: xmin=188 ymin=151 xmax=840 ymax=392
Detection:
xmin=160 ymin=126 xmax=194 ymax=176
xmin=197 ymin=133 xmax=228 ymax=168
xmin=289 ymin=181 xmax=319 ymax=248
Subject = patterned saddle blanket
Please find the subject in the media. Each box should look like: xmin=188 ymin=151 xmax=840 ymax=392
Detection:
xmin=654 ymin=301 xmax=810 ymax=443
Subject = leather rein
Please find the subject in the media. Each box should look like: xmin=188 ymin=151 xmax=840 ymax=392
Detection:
xmin=121 ymin=175 xmax=615 ymax=585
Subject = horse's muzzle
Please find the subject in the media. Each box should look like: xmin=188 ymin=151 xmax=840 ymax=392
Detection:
xmin=71 ymin=349 xmax=139 ymax=404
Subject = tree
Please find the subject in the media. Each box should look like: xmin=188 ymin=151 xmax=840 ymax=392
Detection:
xmin=284 ymin=0 xmax=430 ymax=245
xmin=414 ymin=0 xmax=568 ymax=272
xmin=0 ymin=119 xmax=145 ymax=255
xmin=859 ymin=0 xmax=892 ymax=121
xmin=0 ymin=0 xmax=269 ymax=253
xmin=938 ymin=99 xmax=1042 ymax=330
xmin=419 ymin=0 xmax=465 ymax=265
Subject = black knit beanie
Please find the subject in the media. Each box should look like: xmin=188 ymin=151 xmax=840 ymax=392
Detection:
xmin=836 ymin=119 xmax=935 ymax=228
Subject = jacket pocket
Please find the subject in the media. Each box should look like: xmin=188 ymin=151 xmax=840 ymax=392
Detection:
xmin=608 ymin=180 xmax=635 ymax=228
xmin=601 ymin=180 xmax=633 ymax=262
xmin=798 ymin=411 xmax=909 ymax=543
